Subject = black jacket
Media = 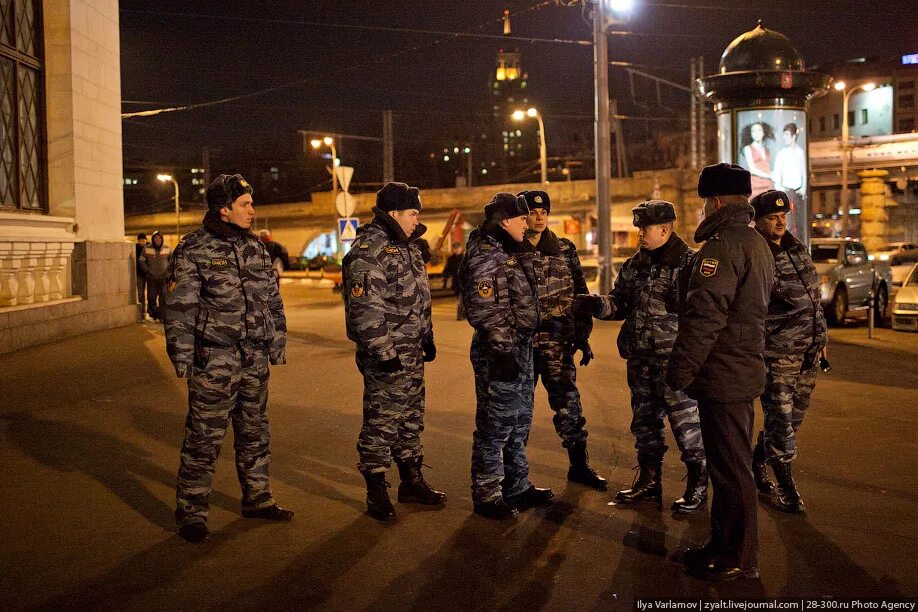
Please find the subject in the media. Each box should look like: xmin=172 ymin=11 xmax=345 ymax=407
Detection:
xmin=666 ymin=202 xmax=774 ymax=402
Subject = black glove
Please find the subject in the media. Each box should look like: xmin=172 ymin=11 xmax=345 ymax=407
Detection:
xmin=572 ymin=294 xmax=603 ymax=317
xmin=423 ymin=339 xmax=437 ymax=363
xmin=572 ymin=339 xmax=593 ymax=367
xmin=489 ymin=350 xmax=520 ymax=382
xmin=377 ymin=356 xmax=403 ymax=373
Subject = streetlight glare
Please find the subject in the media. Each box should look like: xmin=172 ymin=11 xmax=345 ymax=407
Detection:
xmin=606 ymin=0 xmax=634 ymax=15
xmin=834 ymin=81 xmax=846 ymax=91
xmin=310 ymin=139 xmax=322 ymax=149
xmin=323 ymin=136 xmax=334 ymax=146
xmin=512 ymin=110 xmax=525 ymax=121
xmin=526 ymin=107 xmax=537 ymax=118
xmin=862 ymin=82 xmax=876 ymax=92
xmin=156 ymin=174 xmax=172 ymax=182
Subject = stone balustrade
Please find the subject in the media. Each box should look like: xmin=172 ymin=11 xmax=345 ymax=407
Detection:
xmin=0 ymin=212 xmax=76 ymax=308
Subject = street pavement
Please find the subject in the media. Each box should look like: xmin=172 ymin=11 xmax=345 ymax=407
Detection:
xmin=1 ymin=284 xmax=916 ymax=610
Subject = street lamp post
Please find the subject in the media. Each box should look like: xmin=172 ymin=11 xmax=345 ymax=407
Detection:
xmin=512 ymin=107 xmax=547 ymax=184
xmin=836 ymin=80 xmax=875 ymax=236
xmin=310 ymin=136 xmax=341 ymax=258
xmin=157 ymin=173 xmax=180 ymax=242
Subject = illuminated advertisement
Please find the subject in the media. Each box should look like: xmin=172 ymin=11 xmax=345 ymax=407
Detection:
xmin=735 ymin=108 xmax=809 ymax=239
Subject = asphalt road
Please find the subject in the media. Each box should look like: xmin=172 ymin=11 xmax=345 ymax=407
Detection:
xmin=1 ymin=284 xmax=916 ymax=610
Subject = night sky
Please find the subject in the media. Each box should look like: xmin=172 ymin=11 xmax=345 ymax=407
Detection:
xmin=119 ymin=0 xmax=917 ymax=193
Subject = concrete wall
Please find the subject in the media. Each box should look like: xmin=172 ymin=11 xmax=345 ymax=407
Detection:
xmin=0 ymin=0 xmax=132 ymax=354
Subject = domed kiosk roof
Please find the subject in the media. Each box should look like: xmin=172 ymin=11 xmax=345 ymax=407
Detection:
xmin=719 ymin=21 xmax=805 ymax=74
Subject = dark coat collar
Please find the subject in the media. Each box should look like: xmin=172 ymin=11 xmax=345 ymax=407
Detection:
xmin=634 ymin=232 xmax=690 ymax=268
xmin=371 ymin=206 xmax=427 ymax=244
xmin=203 ymin=210 xmax=254 ymax=240
xmin=764 ymin=230 xmax=803 ymax=256
xmin=530 ymin=228 xmax=561 ymax=256
xmin=480 ymin=222 xmax=526 ymax=253
xmin=694 ymin=202 xmax=755 ymax=243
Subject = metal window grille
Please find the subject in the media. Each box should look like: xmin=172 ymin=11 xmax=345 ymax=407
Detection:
xmin=0 ymin=0 xmax=45 ymax=211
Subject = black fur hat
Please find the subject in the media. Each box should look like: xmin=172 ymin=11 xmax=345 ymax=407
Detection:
xmin=517 ymin=190 xmax=550 ymax=214
xmin=377 ymin=182 xmax=422 ymax=212
xmin=205 ymin=174 xmax=253 ymax=212
xmin=632 ymin=200 xmax=676 ymax=227
xmin=484 ymin=192 xmax=529 ymax=221
xmin=697 ymin=163 xmax=752 ymax=198
xmin=751 ymin=189 xmax=791 ymax=219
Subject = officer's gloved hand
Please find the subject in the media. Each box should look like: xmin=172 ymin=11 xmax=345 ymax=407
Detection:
xmin=378 ymin=356 xmax=403 ymax=373
xmin=422 ymin=338 xmax=437 ymax=362
xmin=572 ymin=294 xmax=603 ymax=317
xmin=490 ymin=350 xmax=520 ymax=382
xmin=572 ymin=339 xmax=593 ymax=366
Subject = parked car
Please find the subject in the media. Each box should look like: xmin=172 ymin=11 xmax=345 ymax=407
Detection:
xmin=810 ymin=238 xmax=893 ymax=326
xmin=872 ymin=242 xmax=918 ymax=266
xmin=580 ymin=256 xmax=624 ymax=295
xmin=892 ymin=262 xmax=918 ymax=332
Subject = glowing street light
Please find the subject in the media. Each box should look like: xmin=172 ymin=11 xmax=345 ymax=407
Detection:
xmin=310 ymin=136 xmax=339 ymax=221
xmin=512 ymin=107 xmax=547 ymax=184
xmin=156 ymin=173 xmax=180 ymax=241
xmin=837 ymin=81 xmax=877 ymax=235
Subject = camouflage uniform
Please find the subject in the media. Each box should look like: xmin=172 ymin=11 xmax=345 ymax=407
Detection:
xmin=165 ymin=211 xmax=287 ymax=527
xmin=343 ymin=208 xmax=432 ymax=473
xmin=597 ymin=233 xmax=704 ymax=464
xmin=527 ymin=229 xmax=593 ymax=447
xmin=760 ymin=231 xmax=827 ymax=464
xmin=460 ymin=225 xmax=539 ymax=503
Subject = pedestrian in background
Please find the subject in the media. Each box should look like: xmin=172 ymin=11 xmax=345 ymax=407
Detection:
xmin=135 ymin=233 xmax=150 ymax=322
xmin=751 ymin=189 xmax=827 ymax=514
xmin=258 ymin=229 xmax=290 ymax=286
xmin=667 ymin=163 xmax=773 ymax=581
xmin=441 ymin=241 xmax=466 ymax=320
xmin=519 ymin=189 xmax=606 ymax=491
xmin=342 ymin=182 xmax=445 ymax=522
xmin=144 ymin=231 xmax=171 ymax=321
xmin=575 ymin=200 xmax=707 ymax=513
xmin=460 ymin=192 xmax=553 ymax=520
xmin=164 ymin=173 xmax=292 ymax=544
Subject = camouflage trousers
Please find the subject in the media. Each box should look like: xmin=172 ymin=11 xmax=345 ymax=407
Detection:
xmin=470 ymin=333 xmax=535 ymax=503
xmin=356 ymin=345 xmax=425 ymax=473
xmin=626 ymin=356 xmax=705 ymax=464
xmin=760 ymin=352 xmax=819 ymax=464
xmin=532 ymin=335 xmax=587 ymax=448
xmin=176 ymin=342 xmax=275 ymax=526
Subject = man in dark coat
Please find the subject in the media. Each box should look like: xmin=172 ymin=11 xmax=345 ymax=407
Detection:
xmin=165 ymin=174 xmax=292 ymax=543
xmin=666 ymin=163 xmax=774 ymax=581
xmin=751 ymin=189 xmax=827 ymax=514
xmin=519 ymin=189 xmax=606 ymax=490
xmin=342 ymin=182 xmax=445 ymax=521
xmin=460 ymin=193 xmax=553 ymax=520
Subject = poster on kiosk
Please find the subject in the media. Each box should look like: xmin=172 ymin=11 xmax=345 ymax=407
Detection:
xmin=719 ymin=108 xmax=809 ymax=240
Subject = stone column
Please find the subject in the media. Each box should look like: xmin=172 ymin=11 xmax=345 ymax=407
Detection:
xmin=0 ymin=242 xmax=21 ymax=307
xmin=858 ymin=169 xmax=890 ymax=253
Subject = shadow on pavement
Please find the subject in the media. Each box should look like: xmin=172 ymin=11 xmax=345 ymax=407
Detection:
xmin=823 ymin=342 xmax=918 ymax=390
xmin=366 ymin=501 xmax=577 ymax=612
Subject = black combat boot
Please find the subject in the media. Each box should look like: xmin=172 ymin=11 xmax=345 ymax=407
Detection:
xmin=671 ymin=461 xmax=708 ymax=515
xmin=771 ymin=462 xmax=805 ymax=513
xmin=395 ymin=457 xmax=447 ymax=505
xmin=242 ymin=503 xmax=295 ymax=521
xmin=753 ymin=433 xmax=776 ymax=496
xmin=473 ymin=498 xmax=519 ymax=520
xmin=361 ymin=471 xmax=396 ymax=521
xmin=505 ymin=485 xmax=555 ymax=512
xmin=567 ymin=441 xmax=608 ymax=490
xmin=614 ymin=454 xmax=662 ymax=506
xmin=178 ymin=521 xmax=210 ymax=544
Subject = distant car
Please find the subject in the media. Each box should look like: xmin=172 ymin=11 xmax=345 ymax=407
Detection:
xmin=580 ymin=256 xmax=624 ymax=295
xmin=810 ymin=238 xmax=892 ymax=326
xmin=872 ymin=242 xmax=918 ymax=266
xmin=892 ymin=262 xmax=918 ymax=332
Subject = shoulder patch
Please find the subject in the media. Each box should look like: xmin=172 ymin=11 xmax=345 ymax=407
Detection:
xmin=210 ymin=258 xmax=228 ymax=267
xmin=384 ymin=246 xmax=400 ymax=255
xmin=699 ymin=258 xmax=719 ymax=277
xmin=481 ymin=244 xmax=493 ymax=251
xmin=506 ymin=257 xmax=517 ymax=267
xmin=360 ymin=243 xmax=370 ymax=249
xmin=350 ymin=279 xmax=365 ymax=298
xmin=477 ymin=280 xmax=494 ymax=299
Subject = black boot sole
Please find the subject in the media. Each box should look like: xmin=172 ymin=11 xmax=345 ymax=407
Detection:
xmin=567 ymin=473 xmax=609 ymax=491
xmin=671 ymin=502 xmax=707 ymax=515
xmin=397 ymin=493 xmax=447 ymax=505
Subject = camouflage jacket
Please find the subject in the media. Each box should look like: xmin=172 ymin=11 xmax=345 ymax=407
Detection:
xmin=764 ymin=231 xmax=827 ymax=359
xmin=342 ymin=208 xmax=432 ymax=361
xmin=164 ymin=212 xmax=287 ymax=377
xmin=459 ymin=225 xmax=539 ymax=354
xmin=598 ymin=232 xmax=694 ymax=359
xmin=525 ymin=229 xmax=592 ymax=343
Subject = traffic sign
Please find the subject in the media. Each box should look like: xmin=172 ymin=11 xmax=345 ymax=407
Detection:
xmin=335 ymin=191 xmax=357 ymax=217
xmin=338 ymin=217 xmax=359 ymax=242
xmin=334 ymin=166 xmax=354 ymax=192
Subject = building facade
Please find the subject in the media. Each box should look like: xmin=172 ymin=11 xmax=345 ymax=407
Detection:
xmin=1 ymin=1 xmax=132 ymax=354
